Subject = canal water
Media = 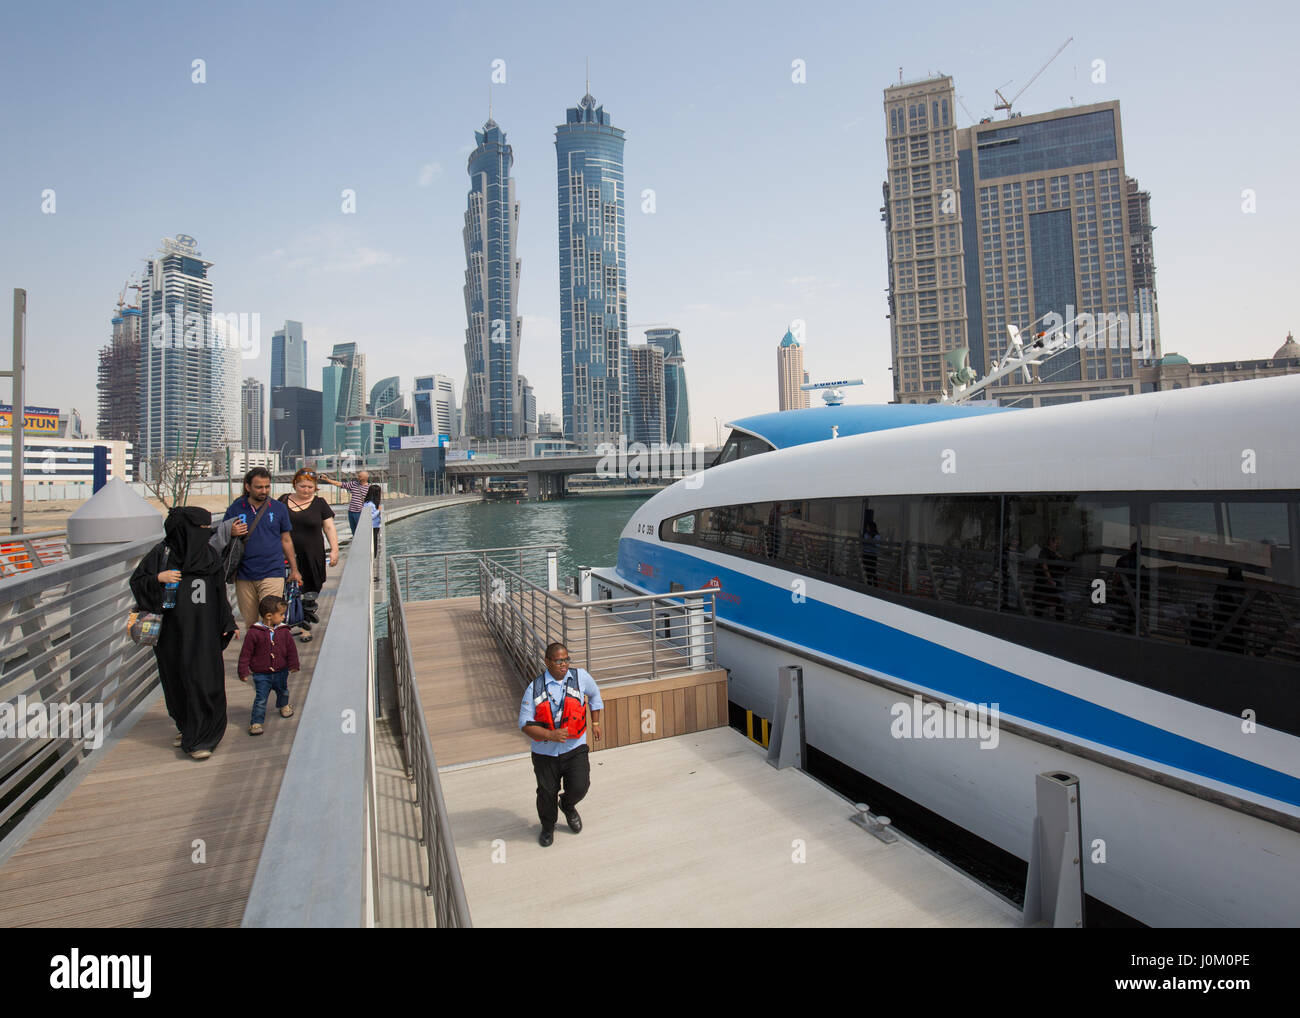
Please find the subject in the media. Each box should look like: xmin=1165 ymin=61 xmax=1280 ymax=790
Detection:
xmin=385 ymin=494 xmax=653 ymax=597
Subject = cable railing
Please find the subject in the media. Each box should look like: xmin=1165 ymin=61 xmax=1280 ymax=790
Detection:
xmin=0 ymin=537 xmax=157 ymax=853
xmin=478 ymin=556 xmax=719 ymax=685
xmin=391 ymin=545 xmax=559 ymax=602
xmin=387 ymin=560 xmax=472 ymax=927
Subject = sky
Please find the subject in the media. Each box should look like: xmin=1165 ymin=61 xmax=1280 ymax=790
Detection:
xmin=1 ymin=0 xmax=1297 ymax=447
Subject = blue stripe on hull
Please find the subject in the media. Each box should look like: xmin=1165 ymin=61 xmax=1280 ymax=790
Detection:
xmin=618 ymin=539 xmax=1300 ymax=809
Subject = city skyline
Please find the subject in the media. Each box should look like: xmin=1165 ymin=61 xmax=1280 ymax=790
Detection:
xmin=3 ymin=1 xmax=1297 ymax=446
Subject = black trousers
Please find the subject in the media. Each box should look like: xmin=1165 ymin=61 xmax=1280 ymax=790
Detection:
xmin=532 ymin=744 xmax=590 ymax=830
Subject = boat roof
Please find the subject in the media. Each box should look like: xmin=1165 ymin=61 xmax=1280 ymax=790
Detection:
xmin=727 ymin=403 xmax=1015 ymax=450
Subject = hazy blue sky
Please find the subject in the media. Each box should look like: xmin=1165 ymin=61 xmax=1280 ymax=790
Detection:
xmin=2 ymin=0 xmax=1296 ymax=445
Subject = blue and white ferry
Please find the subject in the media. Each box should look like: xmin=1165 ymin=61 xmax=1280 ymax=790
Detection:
xmin=600 ymin=375 xmax=1300 ymax=927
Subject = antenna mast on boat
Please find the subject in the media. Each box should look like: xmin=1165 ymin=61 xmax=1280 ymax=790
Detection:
xmin=942 ymin=314 xmax=1086 ymax=403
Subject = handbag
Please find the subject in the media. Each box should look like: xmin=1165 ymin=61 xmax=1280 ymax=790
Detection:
xmin=127 ymin=611 xmax=164 ymax=646
xmin=222 ymin=499 xmax=270 ymax=584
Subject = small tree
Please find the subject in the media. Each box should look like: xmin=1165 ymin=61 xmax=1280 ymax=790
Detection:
xmin=143 ymin=429 xmax=206 ymax=509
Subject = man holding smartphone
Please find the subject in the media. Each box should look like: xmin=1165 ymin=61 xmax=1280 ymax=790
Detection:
xmin=223 ymin=467 xmax=302 ymax=628
xmin=518 ymin=643 xmax=603 ymax=847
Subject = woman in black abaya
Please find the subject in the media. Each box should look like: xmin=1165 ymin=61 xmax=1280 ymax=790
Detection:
xmin=130 ymin=506 xmax=238 ymax=760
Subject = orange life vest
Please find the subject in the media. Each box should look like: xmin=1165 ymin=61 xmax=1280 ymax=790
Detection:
xmin=531 ymin=670 xmax=587 ymax=739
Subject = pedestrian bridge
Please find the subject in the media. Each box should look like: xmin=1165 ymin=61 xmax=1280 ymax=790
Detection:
xmin=0 ymin=490 xmax=1019 ymax=928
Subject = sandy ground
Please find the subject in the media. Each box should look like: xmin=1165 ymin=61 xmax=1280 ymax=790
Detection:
xmin=0 ymin=489 xmax=414 ymax=536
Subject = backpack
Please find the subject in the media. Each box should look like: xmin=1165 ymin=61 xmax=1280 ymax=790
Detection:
xmin=222 ymin=500 xmax=269 ymax=584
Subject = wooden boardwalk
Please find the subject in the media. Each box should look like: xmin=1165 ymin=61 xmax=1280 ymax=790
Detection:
xmin=0 ymin=573 xmax=342 ymax=928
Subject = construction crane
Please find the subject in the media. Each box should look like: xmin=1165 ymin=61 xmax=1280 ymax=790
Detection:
xmin=993 ymin=37 xmax=1073 ymax=118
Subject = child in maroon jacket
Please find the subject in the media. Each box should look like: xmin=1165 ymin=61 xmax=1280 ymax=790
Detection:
xmin=237 ymin=595 xmax=301 ymax=735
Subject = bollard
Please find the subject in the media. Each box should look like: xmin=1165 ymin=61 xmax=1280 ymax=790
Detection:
xmin=67 ymin=480 xmax=163 ymax=740
xmin=546 ymin=550 xmax=558 ymax=592
xmin=1023 ymin=771 xmax=1086 ymax=928
xmin=577 ymin=565 xmax=592 ymax=603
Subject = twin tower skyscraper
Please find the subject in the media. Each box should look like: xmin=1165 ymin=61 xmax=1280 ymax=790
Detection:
xmin=461 ymin=91 xmax=628 ymax=449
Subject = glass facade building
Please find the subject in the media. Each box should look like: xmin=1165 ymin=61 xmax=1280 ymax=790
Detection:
xmin=241 ymin=377 xmax=265 ymax=451
xmin=556 ymin=92 xmax=627 ymax=450
xmin=626 ymin=344 xmax=666 ymax=445
xmin=139 ymin=238 xmax=240 ymax=468
xmin=271 ymin=320 xmax=306 ymax=390
xmin=463 ymin=118 xmax=522 ymax=438
xmin=270 ymin=386 xmax=322 ymax=459
xmin=644 ymin=327 xmax=690 ymax=446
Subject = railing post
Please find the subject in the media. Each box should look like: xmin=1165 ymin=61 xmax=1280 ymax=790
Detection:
xmin=685 ymin=596 xmax=706 ymax=671
xmin=583 ymin=607 xmax=591 ymax=672
xmin=650 ymin=602 xmax=657 ymax=677
xmin=578 ymin=564 xmax=592 ymax=603
xmin=546 ymin=549 xmax=558 ymax=592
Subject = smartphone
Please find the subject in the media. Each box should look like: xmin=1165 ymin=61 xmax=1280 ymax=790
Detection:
xmin=239 ymin=513 xmax=247 ymax=525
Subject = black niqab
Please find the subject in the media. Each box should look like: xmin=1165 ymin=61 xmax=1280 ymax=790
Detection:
xmin=164 ymin=506 xmax=220 ymax=575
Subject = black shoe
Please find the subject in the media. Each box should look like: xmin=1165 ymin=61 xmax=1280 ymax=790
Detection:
xmin=564 ymin=809 xmax=582 ymax=834
xmin=539 ymin=828 xmax=554 ymax=847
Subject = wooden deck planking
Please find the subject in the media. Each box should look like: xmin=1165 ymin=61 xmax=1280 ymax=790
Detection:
xmin=440 ymin=727 xmax=1022 ymax=928
xmin=402 ymin=597 xmax=530 ymax=767
xmin=0 ymin=571 xmax=342 ymax=928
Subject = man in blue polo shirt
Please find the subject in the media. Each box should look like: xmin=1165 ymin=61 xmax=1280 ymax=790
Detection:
xmin=519 ymin=643 xmax=603 ymax=847
xmin=224 ymin=467 xmax=302 ymax=627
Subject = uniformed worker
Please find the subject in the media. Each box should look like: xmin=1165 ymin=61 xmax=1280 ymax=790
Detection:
xmin=519 ymin=642 xmax=603 ymax=847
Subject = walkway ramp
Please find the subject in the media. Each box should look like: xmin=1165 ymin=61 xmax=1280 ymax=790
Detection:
xmin=0 ymin=574 xmax=340 ymax=927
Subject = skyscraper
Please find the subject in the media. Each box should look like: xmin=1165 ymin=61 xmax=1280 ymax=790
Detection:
xmin=626 ymin=344 xmax=666 ymax=445
xmin=271 ymin=320 xmax=307 ymax=390
xmin=883 ymin=79 xmax=1155 ymax=405
xmin=98 ymin=300 xmax=142 ymax=446
xmin=369 ymin=376 xmax=405 ymax=419
xmin=516 ymin=375 xmax=537 ymax=435
xmin=463 ymin=117 xmax=522 ymax=438
xmin=777 ymin=328 xmax=809 ymax=411
xmin=270 ymin=387 xmax=322 ymax=459
xmin=1126 ymin=177 xmax=1161 ymax=362
xmin=414 ymin=374 xmax=458 ymax=438
xmin=321 ymin=342 xmax=365 ymax=454
xmin=138 ymin=235 xmax=240 ymax=466
xmin=881 ymin=76 xmax=966 ymax=403
xmin=557 ymin=89 xmax=628 ymax=450
xmin=241 ymin=377 xmax=265 ymax=451
xmin=644 ymin=327 xmax=690 ymax=445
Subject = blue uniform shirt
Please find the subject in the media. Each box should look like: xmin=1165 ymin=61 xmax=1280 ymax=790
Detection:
xmin=224 ymin=497 xmax=292 ymax=581
xmin=519 ymin=667 xmax=603 ymax=756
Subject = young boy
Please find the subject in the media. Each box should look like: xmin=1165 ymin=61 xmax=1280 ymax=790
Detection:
xmin=237 ymin=595 xmax=301 ymax=735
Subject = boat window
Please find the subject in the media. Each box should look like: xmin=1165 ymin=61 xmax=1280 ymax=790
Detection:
xmin=660 ymin=512 xmax=696 ymax=543
xmin=1144 ymin=500 xmax=1296 ymax=660
xmin=1004 ymin=495 xmax=1137 ymax=632
xmin=711 ymin=432 xmax=774 ymax=467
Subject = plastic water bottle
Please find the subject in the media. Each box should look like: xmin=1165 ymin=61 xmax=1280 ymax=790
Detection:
xmin=163 ymin=581 xmax=178 ymax=610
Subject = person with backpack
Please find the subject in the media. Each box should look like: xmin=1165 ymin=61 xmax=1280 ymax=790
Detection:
xmin=223 ymin=467 xmax=302 ymax=628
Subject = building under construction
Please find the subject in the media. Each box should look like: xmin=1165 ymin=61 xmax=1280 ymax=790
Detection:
xmin=97 ymin=301 xmax=143 ymax=446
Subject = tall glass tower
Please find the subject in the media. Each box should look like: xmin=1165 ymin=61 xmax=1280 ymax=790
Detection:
xmin=556 ymin=91 xmax=627 ymax=450
xmin=271 ymin=320 xmax=306 ymax=389
xmin=139 ymin=236 xmax=239 ymax=468
xmin=644 ymin=327 xmax=689 ymax=445
xmin=463 ymin=117 xmax=522 ymax=438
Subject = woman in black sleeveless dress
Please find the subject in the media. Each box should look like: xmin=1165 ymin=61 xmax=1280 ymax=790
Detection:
xmin=278 ymin=469 xmax=340 ymax=640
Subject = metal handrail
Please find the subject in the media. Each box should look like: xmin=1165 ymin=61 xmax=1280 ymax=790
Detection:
xmin=479 ymin=557 xmax=718 ymax=683
xmin=391 ymin=545 xmax=559 ymax=602
xmin=242 ymin=530 xmax=379 ymax=928
xmin=388 ymin=561 xmax=472 ymax=927
xmin=0 ymin=536 xmax=158 ymax=853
